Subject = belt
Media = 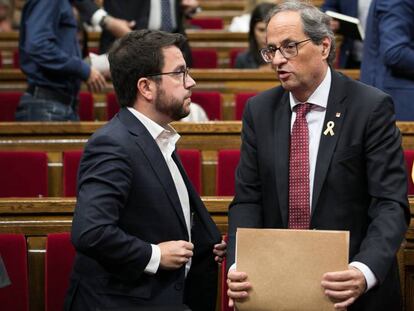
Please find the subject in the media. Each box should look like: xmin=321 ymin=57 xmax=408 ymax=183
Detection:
xmin=26 ymin=85 xmax=75 ymax=106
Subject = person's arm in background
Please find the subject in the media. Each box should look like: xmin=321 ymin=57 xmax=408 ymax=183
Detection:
xmin=320 ymin=0 xmax=341 ymax=31
xmin=376 ymin=0 xmax=414 ymax=77
xmin=23 ymin=0 xmax=105 ymax=92
xmin=73 ymin=0 xmax=135 ymax=38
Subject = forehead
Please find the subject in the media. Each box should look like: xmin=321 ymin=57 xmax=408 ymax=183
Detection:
xmin=161 ymin=46 xmax=186 ymax=70
xmin=267 ymin=11 xmax=305 ymax=43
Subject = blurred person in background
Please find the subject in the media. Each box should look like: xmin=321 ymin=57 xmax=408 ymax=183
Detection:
xmin=235 ymin=2 xmax=276 ymax=69
xmin=320 ymin=0 xmax=372 ymax=68
xmin=15 ymin=0 xmax=106 ymax=121
xmin=0 ymin=0 xmax=13 ymax=32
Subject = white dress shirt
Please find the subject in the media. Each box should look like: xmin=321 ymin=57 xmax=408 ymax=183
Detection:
xmin=127 ymin=107 xmax=192 ymax=276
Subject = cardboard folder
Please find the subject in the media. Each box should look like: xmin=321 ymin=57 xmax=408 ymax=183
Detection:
xmin=235 ymin=228 xmax=349 ymax=311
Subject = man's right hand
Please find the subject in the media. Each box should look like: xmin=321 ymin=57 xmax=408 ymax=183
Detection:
xmin=227 ymin=269 xmax=251 ymax=307
xmin=105 ymin=16 xmax=135 ymax=38
xmin=158 ymin=240 xmax=194 ymax=270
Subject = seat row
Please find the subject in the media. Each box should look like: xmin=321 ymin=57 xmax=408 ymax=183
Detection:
xmin=0 ymin=90 xmax=257 ymax=121
xmin=0 ymin=149 xmax=240 ymax=198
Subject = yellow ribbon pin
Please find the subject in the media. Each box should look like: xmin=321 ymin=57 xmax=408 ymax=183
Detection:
xmin=323 ymin=121 xmax=335 ymax=136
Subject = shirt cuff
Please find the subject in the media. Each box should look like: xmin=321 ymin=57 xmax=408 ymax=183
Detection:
xmin=229 ymin=263 xmax=236 ymax=271
xmin=144 ymin=244 xmax=161 ymax=274
xmin=349 ymin=261 xmax=378 ymax=292
xmin=91 ymin=9 xmax=108 ymax=28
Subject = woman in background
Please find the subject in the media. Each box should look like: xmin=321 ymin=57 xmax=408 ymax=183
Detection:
xmin=234 ymin=2 xmax=276 ymax=69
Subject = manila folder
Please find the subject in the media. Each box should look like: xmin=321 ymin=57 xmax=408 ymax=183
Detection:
xmin=235 ymin=228 xmax=349 ymax=311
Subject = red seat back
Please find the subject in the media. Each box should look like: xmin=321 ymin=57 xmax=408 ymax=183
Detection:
xmin=216 ymin=149 xmax=240 ymax=196
xmin=13 ymin=49 xmax=19 ymax=68
xmin=45 ymin=232 xmax=76 ymax=311
xmin=63 ymin=150 xmax=83 ymax=197
xmin=191 ymin=91 xmax=222 ymax=120
xmin=0 ymin=233 xmax=29 ymax=311
xmin=78 ymin=92 xmax=94 ymax=121
xmin=177 ymin=149 xmax=202 ymax=194
xmin=189 ymin=18 xmax=223 ymax=29
xmin=0 ymin=151 xmax=48 ymax=197
xmin=404 ymin=150 xmax=414 ymax=195
xmin=234 ymin=92 xmax=257 ymax=120
xmin=0 ymin=91 xmax=23 ymax=121
xmin=191 ymin=49 xmax=218 ymax=68
xmin=106 ymin=92 xmax=120 ymax=120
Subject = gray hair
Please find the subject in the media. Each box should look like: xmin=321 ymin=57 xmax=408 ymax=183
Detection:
xmin=266 ymin=0 xmax=336 ymax=66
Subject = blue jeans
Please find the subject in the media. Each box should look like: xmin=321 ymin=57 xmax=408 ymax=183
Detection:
xmin=15 ymin=93 xmax=79 ymax=121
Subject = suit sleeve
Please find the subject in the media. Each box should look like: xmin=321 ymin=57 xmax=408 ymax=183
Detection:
xmin=353 ymin=93 xmax=410 ymax=283
xmin=376 ymin=0 xmax=414 ymax=77
xmin=73 ymin=0 xmax=100 ymax=24
xmin=227 ymin=100 xmax=264 ymax=270
xmin=71 ymin=133 xmax=152 ymax=280
xmin=320 ymin=0 xmax=340 ymax=12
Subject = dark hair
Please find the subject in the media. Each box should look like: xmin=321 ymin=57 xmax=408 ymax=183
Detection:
xmin=249 ymin=2 xmax=277 ymax=66
xmin=266 ymin=0 xmax=336 ymax=66
xmin=108 ymin=30 xmax=186 ymax=107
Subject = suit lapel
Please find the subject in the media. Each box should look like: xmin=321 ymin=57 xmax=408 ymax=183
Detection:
xmin=274 ymin=92 xmax=292 ymax=228
xmin=311 ymin=71 xmax=348 ymax=216
xmin=118 ymin=109 xmax=189 ymax=235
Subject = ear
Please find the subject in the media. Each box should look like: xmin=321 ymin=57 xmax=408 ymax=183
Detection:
xmin=137 ymin=77 xmax=155 ymax=101
xmin=321 ymin=36 xmax=331 ymax=59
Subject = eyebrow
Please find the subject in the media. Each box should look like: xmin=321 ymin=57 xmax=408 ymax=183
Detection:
xmin=267 ymin=39 xmax=298 ymax=48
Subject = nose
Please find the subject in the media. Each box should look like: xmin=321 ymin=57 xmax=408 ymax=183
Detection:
xmin=185 ymin=73 xmax=196 ymax=89
xmin=271 ymin=49 xmax=287 ymax=67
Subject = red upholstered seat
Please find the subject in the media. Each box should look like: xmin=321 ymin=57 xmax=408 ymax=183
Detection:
xmin=0 ymin=91 xmax=22 ymax=121
xmin=177 ymin=149 xmax=202 ymax=194
xmin=404 ymin=150 xmax=414 ymax=195
xmin=220 ymin=234 xmax=232 ymax=311
xmin=0 ymin=233 xmax=29 ymax=311
xmin=229 ymin=48 xmax=246 ymax=68
xmin=78 ymin=92 xmax=94 ymax=121
xmin=191 ymin=91 xmax=222 ymax=120
xmin=45 ymin=232 xmax=76 ymax=311
xmin=191 ymin=49 xmax=218 ymax=68
xmin=234 ymin=92 xmax=257 ymax=120
xmin=0 ymin=151 xmax=48 ymax=197
xmin=63 ymin=150 xmax=83 ymax=197
xmin=216 ymin=149 xmax=240 ymax=196
xmin=189 ymin=18 xmax=223 ymax=29
xmin=106 ymin=92 xmax=120 ymax=120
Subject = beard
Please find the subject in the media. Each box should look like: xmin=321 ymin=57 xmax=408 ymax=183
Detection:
xmin=154 ymin=86 xmax=190 ymax=121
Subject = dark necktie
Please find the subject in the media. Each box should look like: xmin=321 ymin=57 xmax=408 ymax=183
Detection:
xmin=160 ymin=0 xmax=174 ymax=32
xmin=288 ymin=103 xmax=312 ymax=229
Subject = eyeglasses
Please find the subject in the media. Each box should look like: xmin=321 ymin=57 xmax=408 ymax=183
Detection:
xmin=260 ymin=38 xmax=312 ymax=62
xmin=146 ymin=67 xmax=191 ymax=87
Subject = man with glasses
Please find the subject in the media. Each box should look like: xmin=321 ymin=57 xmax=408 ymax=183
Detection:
xmin=65 ymin=29 xmax=226 ymax=311
xmin=226 ymin=1 xmax=409 ymax=310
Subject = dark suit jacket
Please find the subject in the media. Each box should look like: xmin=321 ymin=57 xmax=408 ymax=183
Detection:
xmin=227 ymin=70 xmax=410 ymax=311
xmin=321 ymin=0 xmax=358 ymax=68
xmin=74 ymin=0 xmax=192 ymax=65
xmin=360 ymin=0 xmax=414 ymax=121
xmin=65 ymin=108 xmax=221 ymax=311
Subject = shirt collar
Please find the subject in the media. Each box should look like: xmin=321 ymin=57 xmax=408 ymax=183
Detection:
xmin=127 ymin=107 xmax=180 ymax=160
xmin=290 ymin=67 xmax=332 ymax=111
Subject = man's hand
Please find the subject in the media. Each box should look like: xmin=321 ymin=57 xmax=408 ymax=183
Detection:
xmin=213 ymin=240 xmax=226 ymax=263
xmin=158 ymin=240 xmax=194 ymax=270
xmin=227 ymin=270 xmax=251 ymax=308
xmin=86 ymin=67 xmax=106 ymax=93
xmin=105 ymin=16 xmax=135 ymax=38
xmin=321 ymin=266 xmax=366 ymax=310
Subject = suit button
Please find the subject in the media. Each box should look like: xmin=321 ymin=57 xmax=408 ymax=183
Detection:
xmin=174 ymin=282 xmax=183 ymax=291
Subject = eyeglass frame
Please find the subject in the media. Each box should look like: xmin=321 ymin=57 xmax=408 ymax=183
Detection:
xmin=146 ymin=67 xmax=191 ymax=88
xmin=260 ymin=38 xmax=312 ymax=63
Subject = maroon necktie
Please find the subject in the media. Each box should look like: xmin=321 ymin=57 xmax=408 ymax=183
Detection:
xmin=288 ymin=103 xmax=312 ymax=229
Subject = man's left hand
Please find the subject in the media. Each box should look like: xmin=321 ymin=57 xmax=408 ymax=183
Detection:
xmin=213 ymin=240 xmax=226 ymax=263
xmin=321 ymin=266 xmax=366 ymax=310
